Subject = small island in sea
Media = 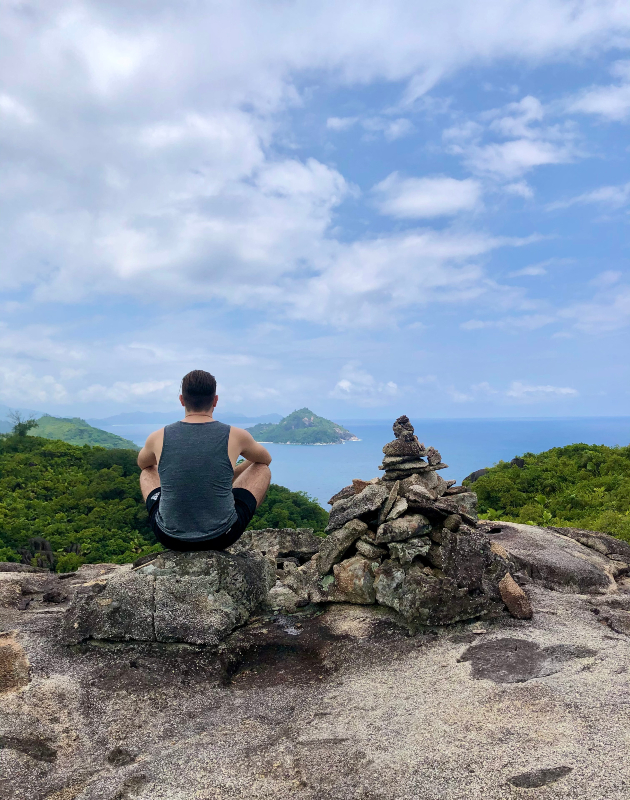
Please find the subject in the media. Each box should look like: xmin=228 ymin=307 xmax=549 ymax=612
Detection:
xmin=248 ymin=408 xmax=358 ymax=445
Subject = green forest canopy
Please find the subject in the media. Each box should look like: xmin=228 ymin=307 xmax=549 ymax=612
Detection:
xmin=467 ymin=443 xmax=630 ymax=541
xmin=0 ymin=435 xmax=329 ymax=572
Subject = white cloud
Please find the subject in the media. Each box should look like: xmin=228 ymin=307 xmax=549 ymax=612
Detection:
xmin=547 ymin=181 xmax=630 ymax=210
xmin=560 ymin=284 xmax=630 ymax=332
xmin=1 ymin=1 xmax=630 ymax=415
xmin=0 ymin=365 xmax=68 ymax=404
xmin=330 ymin=364 xmax=398 ymax=406
xmin=0 ymin=93 xmax=35 ymax=125
xmin=373 ymin=173 xmax=482 ymax=219
xmin=509 ymin=265 xmax=548 ymax=277
xmin=465 ymin=137 xmax=574 ymax=179
xmin=506 ymin=381 xmax=578 ymax=399
xmin=444 ymin=95 xmax=578 ymax=179
xmin=326 ymin=116 xmax=358 ymax=131
xmin=284 ymin=228 xmax=535 ymax=326
xmin=383 ymin=118 xmax=414 ymax=140
xmin=504 ymin=181 xmax=534 ymax=198
xmin=486 ymin=95 xmax=545 ymax=137
xmin=508 ymin=257 xmax=573 ymax=276
xmin=567 ymin=60 xmax=630 ymax=121
xmin=79 ymin=380 xmax=175 ymax=403
xmin=422 ymin=377 xmax=578 ymax=406
xmin=590 ymin=270 xmax=622 ymax=288
xmin=328 ymin=115 xmax=414 ymax=140
xmin=448 ymin=381 xmax=498 ymax=403
xmin=362 ymin=117 xmax=415 ymax=141
xmin=460 ymin=314 xmax=555 ymax=331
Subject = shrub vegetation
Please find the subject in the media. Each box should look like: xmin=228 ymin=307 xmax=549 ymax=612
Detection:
xmin=467 ymin=443 xmax=630 ymax=542
xmin=0 ymin=434 xmax=328 ymax=571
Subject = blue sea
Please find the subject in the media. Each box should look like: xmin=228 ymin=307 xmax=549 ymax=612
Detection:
xmin=103 ymin=417 xmax=630 ymax=508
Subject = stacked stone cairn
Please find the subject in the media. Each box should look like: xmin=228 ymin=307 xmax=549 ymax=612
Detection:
xmin=277 ymin=415 xmax=532 ymax=626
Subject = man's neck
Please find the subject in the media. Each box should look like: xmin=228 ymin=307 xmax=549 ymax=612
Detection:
xmin=182 ymin=410 xmax=215 ymax=421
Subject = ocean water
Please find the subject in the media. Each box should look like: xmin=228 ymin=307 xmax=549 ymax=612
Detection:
xmin=103 ymin=417 xmax=630 ymax=508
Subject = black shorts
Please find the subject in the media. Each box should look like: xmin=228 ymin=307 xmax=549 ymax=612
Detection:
xmin=145 ymin=488 xmax=257 ymax=552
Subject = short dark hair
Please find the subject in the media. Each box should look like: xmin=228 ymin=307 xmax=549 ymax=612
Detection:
xmin=181 ymin=370 xmax=217 ymax=412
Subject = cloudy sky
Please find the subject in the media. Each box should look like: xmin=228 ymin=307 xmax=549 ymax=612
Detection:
xmin=1 ymin=0 xmax=630 ymax=419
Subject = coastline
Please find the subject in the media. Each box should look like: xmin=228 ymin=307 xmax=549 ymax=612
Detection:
xmin=256 ymin=438 xmax=362 ymax=446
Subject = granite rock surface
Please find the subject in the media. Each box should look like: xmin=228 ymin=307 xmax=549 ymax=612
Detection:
xmin=3 ymin=525 xmax=630 ymax=796
xmin=63 ymin=550 xmax=275 ymax=646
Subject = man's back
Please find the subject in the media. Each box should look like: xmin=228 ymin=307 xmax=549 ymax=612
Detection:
xmin=138 ymin=368 xmax=272 ymax=550
xmin=155 ymin=420 xmax=237 ymax=540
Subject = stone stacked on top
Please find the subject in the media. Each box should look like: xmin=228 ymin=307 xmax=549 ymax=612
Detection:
xmin=275 ymin=415 xmax=532 ymax=625
xmin=379 ymin=414 xmax=448 ymax=481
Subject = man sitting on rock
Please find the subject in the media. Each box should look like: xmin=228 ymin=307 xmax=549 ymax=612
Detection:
xmin=138 ymin=369 xmax=272 ymax=551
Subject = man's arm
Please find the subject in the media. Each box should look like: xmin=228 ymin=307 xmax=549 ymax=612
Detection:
xmin=237 ymin=429 xmax=272 ymax=466
xmin=137 ymin=431 xmax=158 ymax=470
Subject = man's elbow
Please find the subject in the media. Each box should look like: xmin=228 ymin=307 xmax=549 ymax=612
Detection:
xmin=137 ymin=449 xmax=155 ymax=470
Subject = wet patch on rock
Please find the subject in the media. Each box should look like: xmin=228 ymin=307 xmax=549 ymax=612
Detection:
xmin=0 ymin=734 xmax=57 ymax=762
xmin=221 ymin=613 xmax=339 ymax=688
xmin=107 ymin=746 xmax=136 ymax=767
xmin=73 ymin=640 xmax=225 ymax=694
xmin=508 ymin=765 xmax=573 ymax=788
xmin=222 ymin=639 xmax=329 ymax=688
xmin=459 ymin=638 xmax=596 ymax=683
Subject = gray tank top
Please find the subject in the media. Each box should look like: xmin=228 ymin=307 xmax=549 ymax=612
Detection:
xmin=155 ymin=420 xmax=237 ymax=540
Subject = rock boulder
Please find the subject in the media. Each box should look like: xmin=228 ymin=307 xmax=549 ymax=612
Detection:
xmin=64 ymin=550 xmax=275 ymax=646
xmin=229 ymin=527 xmax=321 ymax=564
xmin=480 ymin=522 xmax=619 ymax=594
xmin=326 ymin=483 xmax=389 ymax=531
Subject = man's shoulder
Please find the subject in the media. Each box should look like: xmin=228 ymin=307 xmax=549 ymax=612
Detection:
xmin=150 ymin=426 xmax=166 ymax=435
xmin=228 ymin=425 xmax=250 ymax=438
xmin=145 ymin=427 xmax=165 ymax=444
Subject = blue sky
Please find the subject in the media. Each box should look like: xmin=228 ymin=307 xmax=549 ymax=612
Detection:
xmin=1 ymin=0 xmax=629 ymax=419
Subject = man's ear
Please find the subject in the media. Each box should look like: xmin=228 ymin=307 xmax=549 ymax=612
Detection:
xmin=179 ymin=394 xmax=186 ymax=407
xmin=213 ymin=395 xmax=219 ymax=409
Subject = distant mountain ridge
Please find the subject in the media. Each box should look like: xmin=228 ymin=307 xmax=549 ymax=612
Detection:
xmin=248 ymin=408 xmax=358 ymax=445
xmin=88 ymin=411 xmax=284 ymax=426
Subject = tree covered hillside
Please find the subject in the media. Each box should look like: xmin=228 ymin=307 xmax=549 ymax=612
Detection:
xmin=0 ymin=435 xmax=328 ymax=571
xmin=29 ymin=415 xmax=139 ymax=449
xmin=468 ymin=443 xmax=630 ymax=541
xmin=248 ymin=408 xmax=357 ymax=444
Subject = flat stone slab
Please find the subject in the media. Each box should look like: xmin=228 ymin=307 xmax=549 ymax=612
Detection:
xmin=486 ymin=522 xmax=618 ymax=594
